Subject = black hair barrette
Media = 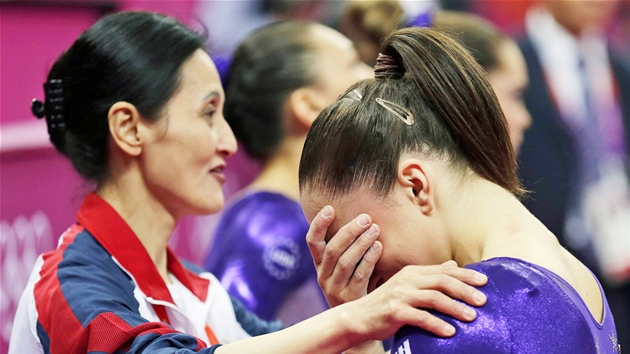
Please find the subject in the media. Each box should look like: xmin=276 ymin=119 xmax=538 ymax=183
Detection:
xmin=32 ymin=79 xmax=66 ymax=135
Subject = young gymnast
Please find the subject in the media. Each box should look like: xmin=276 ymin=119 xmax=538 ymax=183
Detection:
xmin=299 ymin=27 xmax=619 ymax=353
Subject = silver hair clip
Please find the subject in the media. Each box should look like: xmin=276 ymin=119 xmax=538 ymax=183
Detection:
xmin=343 ymin=89 xmax=363 ymax=102
xmin=375 ymin=98 xmax=414 ymax=126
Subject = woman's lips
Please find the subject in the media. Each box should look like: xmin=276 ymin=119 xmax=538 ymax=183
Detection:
xmin=210 ymin=165 xmax=226 ymax=184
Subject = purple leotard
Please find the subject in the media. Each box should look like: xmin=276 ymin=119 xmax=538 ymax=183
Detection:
xmin=204 ymin=191 xmax=328 ymax=325
xmin=393 ymin=257 xmax=620 ymax=353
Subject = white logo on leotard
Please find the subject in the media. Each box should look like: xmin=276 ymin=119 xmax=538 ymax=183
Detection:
xmin=395 ymin=339 xmax=412 ymax=354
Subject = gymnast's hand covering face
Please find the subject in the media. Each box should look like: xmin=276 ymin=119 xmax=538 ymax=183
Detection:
xmin=305 ymin=204 xmax=488 ymax=338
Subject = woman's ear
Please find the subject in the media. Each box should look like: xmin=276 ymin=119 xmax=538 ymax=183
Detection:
xmin=108 ymin=102 xmax=143 ymax=157
xmin=397 ymin=158 xmax=434 ymax=215
xmin=287 ymin=87 xmax=325 ymax=134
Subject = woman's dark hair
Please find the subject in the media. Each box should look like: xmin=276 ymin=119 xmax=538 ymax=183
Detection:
xmin=36 ymin=11 xmax=206 ymax=183
xmin=224 ymin=21 xmax=319 ymax=161
xmin=299 ymin=27 xmax=524 ymax=199
xmin=431 ymin=11 xmax=507 ymax=73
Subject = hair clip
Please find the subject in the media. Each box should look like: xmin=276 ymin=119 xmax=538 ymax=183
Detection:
xmin=343 ymin=89 xmax=363 ymax=102
xmin=375 ymin=98 xmax=414 ymax=126
xmin=33 ymin=79 xmax=67 ymax=135
xmin=31 ymin=99 xmax=46 ymax=119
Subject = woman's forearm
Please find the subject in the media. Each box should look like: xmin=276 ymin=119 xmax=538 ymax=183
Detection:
xmin=216 ymin=302 xmax=367 ymax=354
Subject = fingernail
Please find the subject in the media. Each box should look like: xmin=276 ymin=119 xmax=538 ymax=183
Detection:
xmin=444 ymin=324 xmax=455 ymax=336
xmin=473 ymin=290 xmax=486 ymax=304
xmin=369 ymin=241 xmax=381 ymax=252
xmin=321 ymin=206 xmax=333 ymax=219
xmin=474 ymin=273 xmax=488 ymax=283
xmin=366 ymin=224 xmax=378 ymax=237
xmin=463 ymin=307 xmax=476 ymax=320
xmin=357 ymin=215 xmax=370 ymax=227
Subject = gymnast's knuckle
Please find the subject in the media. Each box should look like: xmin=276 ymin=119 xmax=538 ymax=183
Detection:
xmin=324 ymin=247 xmax=342 ymax=260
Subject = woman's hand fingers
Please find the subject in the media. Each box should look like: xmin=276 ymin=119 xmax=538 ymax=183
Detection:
xmin=399 ymin=264 xmax=487 ymax=313
xmin=307 ymin=209 xmax=489 ymax=338
xmin=306 ymin=205 xmax=335 ymax=266
xmin=437 ymin=260 xmax=489 ymax=289
xmin=306 ymin=209 xmax=383 ymax=307
xmin=348 ymin=264 xmax=489 ymax=340
xmin=318 ymin=214 xmax=373 ymax=279
xmin=349 ymin=240 xmax=382 ymax=285
xmin=309 ymin=211 xmax=373 ymax=284
xmin=325 ymin=238 xmax=383 ymax=308
xmin=323 ymin=221 xmax=380 ymax=288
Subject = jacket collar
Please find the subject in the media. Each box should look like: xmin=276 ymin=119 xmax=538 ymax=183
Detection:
xmin=76 ymin=192 xmax=209 ymax=303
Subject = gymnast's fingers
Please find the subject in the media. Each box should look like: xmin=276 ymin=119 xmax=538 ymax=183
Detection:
xmin=306 ymin=205 xmax=335 ymax=266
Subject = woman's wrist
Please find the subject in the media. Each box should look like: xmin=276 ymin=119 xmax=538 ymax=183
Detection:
xmin=342 ymin=340 xmax=385 ymax=354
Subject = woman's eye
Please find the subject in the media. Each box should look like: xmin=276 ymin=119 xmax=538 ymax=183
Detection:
xmin=204 ymin=107 xmax=217 ymax=118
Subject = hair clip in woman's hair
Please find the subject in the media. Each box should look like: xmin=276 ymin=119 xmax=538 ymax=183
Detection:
xmin=375 ymin=98 xmax=414 ymax=126
xmin=343 ymin=89 xmax=363 ymax=102
xmin=33 ymin=79 xmax=67 ymax=135
xmin=31 ymin=99 xmax=46 ymax=119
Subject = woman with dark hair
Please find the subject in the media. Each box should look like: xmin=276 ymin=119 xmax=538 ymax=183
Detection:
xmin=300 ymin=27 xmax=619 ymax=353
xmin=10 ymin=12 xmax=488 ymax=354
xmin=204 ymin=20 xmax=372 ymax=325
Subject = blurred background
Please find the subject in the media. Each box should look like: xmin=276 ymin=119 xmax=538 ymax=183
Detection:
xmin=1 ymin=1 xmax=629 ymax=353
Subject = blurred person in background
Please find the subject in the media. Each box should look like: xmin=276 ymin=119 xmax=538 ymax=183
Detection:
xmin=203 ymin=20 xmax=372 ymax=326
xmin=517 ymin=0 xmax=630 ymax=348
xmin=338 ymin=0 xmax=406 ymax=66
xmin=198 ymin=0 xmax=344 ymax=61
xmin=431 ymin=11 xmax=531 ymax=153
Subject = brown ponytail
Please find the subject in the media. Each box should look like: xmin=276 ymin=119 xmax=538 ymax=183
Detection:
xmin=382 ymin=28 xmax=523 ymax=196
xmin=299 ymin=27 xmax=524 ymax=199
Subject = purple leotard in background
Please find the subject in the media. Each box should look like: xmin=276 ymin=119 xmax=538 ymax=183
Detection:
xmin=393 ymin=257 xmax=620 ymax=353
xmin=204 ymin=191 xmax=328 ymax=325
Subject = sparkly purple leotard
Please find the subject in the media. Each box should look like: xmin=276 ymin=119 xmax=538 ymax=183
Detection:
xmin=393 ymin=258 xmax=620 ymax=354
xmin=204 ymin=191 xmax=328 ymax=325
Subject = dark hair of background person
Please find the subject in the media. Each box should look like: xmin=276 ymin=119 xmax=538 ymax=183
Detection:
xmin=43 ymin=12 xmax=206 ymax=184
xmin=224 ymin=21 xmax=319 ymax=161
xmin=299 ymin=27 xmax=523 ymax=199
xmin=431 ymin=11 xmax=507 ymax=73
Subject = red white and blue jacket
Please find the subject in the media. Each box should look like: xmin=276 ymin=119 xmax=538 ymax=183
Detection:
xmin=9 ymin=193 xmax=282 ymax=354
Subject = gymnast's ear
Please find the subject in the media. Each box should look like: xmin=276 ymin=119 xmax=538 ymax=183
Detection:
xmin=397 ymin=158 xmax=434 ymax=215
